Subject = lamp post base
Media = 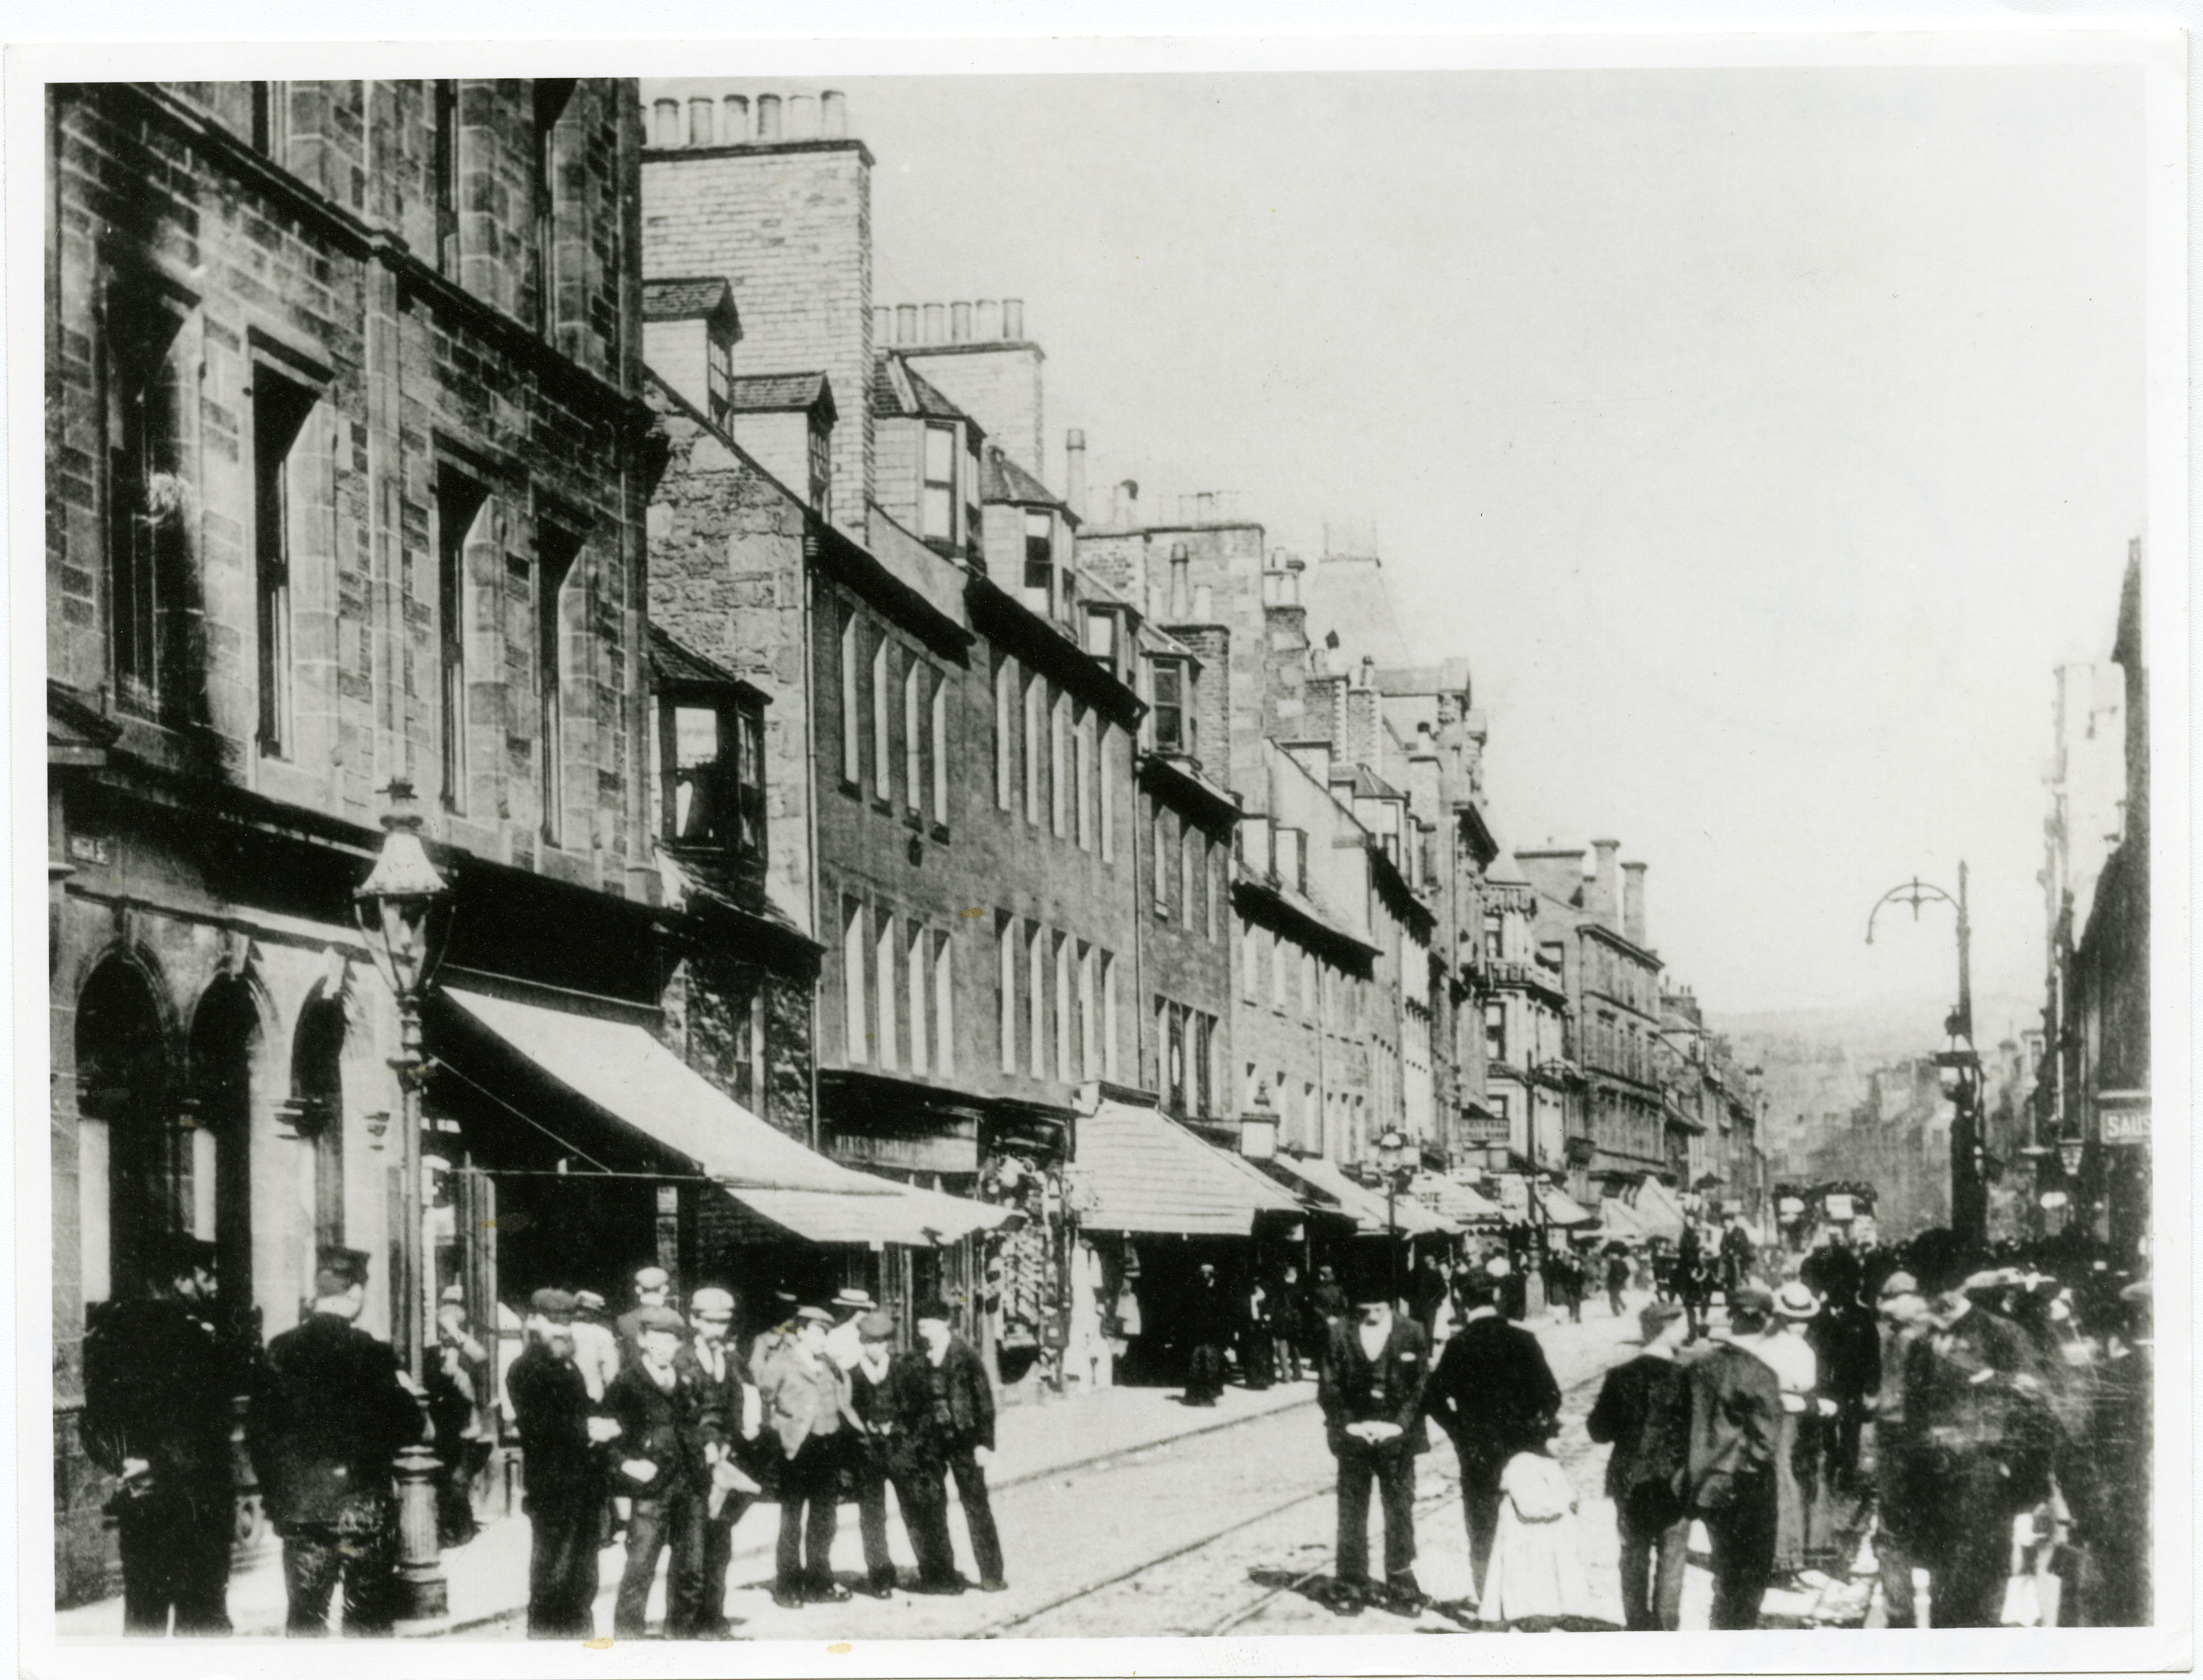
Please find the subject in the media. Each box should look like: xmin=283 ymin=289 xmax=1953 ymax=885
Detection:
xmin=391 ymin=1438 xmax=450 ymax=1628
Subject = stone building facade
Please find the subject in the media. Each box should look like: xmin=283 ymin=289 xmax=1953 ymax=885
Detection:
xmin=45 ymin=76 xmax=653 ymax=1603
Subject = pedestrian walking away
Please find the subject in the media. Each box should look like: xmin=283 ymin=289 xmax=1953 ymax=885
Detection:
xmin=1606 ymin=1248 xmax=1632 ymax=1319
xmin=1758 ymin=1280 xmax=1831 ymax=1581
xmin=505 ymin=1290 xmax=621 ymax=1639
xmin=678 ymin=1286 xmax=764 ymax=1636
xmin=246 ymin=1248 xmax=427 ymax=1638
xmin=913 ymin=1298 xmax=1008 ymax=1592
xmin=1318 ymin=1267 xmax=1430 ymax=1615
xmin=79 ymin=1232 xmax=254 ymax=1637
xmin=1586 ymin=1298 xmax=1693 ymax=1630
xmin=1681 ymin=1285 xmax=1784 ymax=1630
xmin=604 ymin=1305 xmax=718 ymax=1637
xmin=1422 ymin=1271 xmax=1560 ymax=1607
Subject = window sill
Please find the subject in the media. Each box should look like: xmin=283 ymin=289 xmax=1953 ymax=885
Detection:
xmin=840 ymin=778 xmax=862 ymax=800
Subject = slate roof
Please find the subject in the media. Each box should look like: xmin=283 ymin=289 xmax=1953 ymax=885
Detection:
xmin=643 ymin=276 xmax=739 ymax=332
xmin=1067 ymin=1099 xmax=1308 ymax=1236
xmin=727 ymin=372 xmax=835 ymax=423
xmin=870 ymin=352 xmax=981 ymax=428
xmin=979 ymin=443 xmax=1069 ymax=514
xmin=649 ymin=623 xmax=757 ymax=693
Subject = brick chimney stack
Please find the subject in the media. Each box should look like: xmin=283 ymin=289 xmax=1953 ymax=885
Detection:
xmin=1622 ymin=860 xmax=1648 ymax=947
xmin=1064 ymin=429 xmax=1087 ymax=520
xmin=1588 ymin=838 xmax=1621 ymax=928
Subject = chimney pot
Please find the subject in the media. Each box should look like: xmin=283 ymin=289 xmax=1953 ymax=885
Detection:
xmin=789 ymin=93 xmax=818 ymax=138
xmin=922 ymin=303 xmax=945 ymax=345
xmin=1002 ymin=298 xmax=1024 ymax=340
xmin=1064 ymin=429 xmax=1087 ymax=520
xmin=721 ymin=94 xmax=750 ymax=139
xmin=820 ymin=89 xmax=847 ymax=135
xmin=755 ymin=93 xmax=783 ymax=139
xmin=1589 ymin=838 xmax=1622 ymax=929
xmin=687 ymin=97 xmax=716 ymax=146
xmin=1115 ymin=478 xmax=1139 ymax=526
xmin=1622 ymin=860 xmax=1649 ymax=947
xmin=651 ymin=99 xmax=681 ymax=146
xmin=1196 ymin=491 xmax=1217 ymax=523
xmin=950 ymin=301 xmax=972 ymax=342
xmin=975 ymin=299 xmax=1000 ymax=340
xmin=895 ymin=304 xmax=918 ymax=345
xmin=872 ymin=306 xmax=891 ymax=345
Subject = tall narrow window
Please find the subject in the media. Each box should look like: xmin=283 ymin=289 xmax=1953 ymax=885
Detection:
xmin=876 ymin=910 xmax=899 ymax=1071
xmin=1102 ymin=952 xmax=1121 ymax=1083
xmin=1074 ymin=707 xmax=1094 ymax=850
xmin=1167 ymin=1004 xmax=1186 ymax=1114
xmin=1207 ymin=842 xmax=1222 ymax=940
xmin=1271 ymin=929 xmax=1288 ymax=1010
xmin=250 ymin=82 xmax=289 ymax=159
xmin=1240 ymin=915 xmax=1258 ymax=1001
xmin=930 ymin=671 xmax=948 ymax=828
xmin=1026 ymin=921 xmax=1046 ymax=1080
xmin=1193 ymin=1014 xmax=1214 ymax=1117
xmin=435 ymin=468 xmax=489 ymax=813
xmin=1021 ymin=509 xmax=1053 ymax=616
xmin=842 ymin=898 xmax=867 ymax=1065
xmin=707 ymin=330 xmax=734 ymax=428
xmin=1151 ymin=660 xmax=1186 ymax=754
xmin=906 ymin=921 xmax=929 ymax=1076
xmin=1078 ymin=945 xmax=1098 ymax=1081
xmin=1050 ymin=688 xmax=1069 ymax=837
xmin=433 ymin=81 xmax=461 ymax=278
xmin=933 ymin=930 xmax=954 ymax=1077
xmin=922 ymin=425 xmax=956 ymax=544
xmin=1054 ymin=933 xmax=1073 ymax=1084
xmin=997 ymin=914 xmax=1017 ymax=1074
xmin=1098 ymin=724 xmax=1116 ymax=861
xmin=1302 ymin=951 xmax=1318 ymax=1022
xmin=104 ymin=286 xmax=188 ymax=717
xmin=252 ymin=370 xmax=314 ymax=758
xmin=871 ymin=635 xmax=891 ymax=800
xmin=1023 ymin=673 xmax=1043 ymax=825
xmin=839 ymin=607 xmax=861 ymax=787
xmin=993 ymin=653 xmax=1015 ymax=811
xmin=536 ymin=522 xmax=583 ymax=844
xmin=903 ymin=657 xmax=923 ymax=817
xmin=531 ymin=82 xmax=575 ymax=337
xmin=1181 ymin=825 xmax=1198 ymax=933
xmin=1152 ymin=807 xmax=1169 ymax=919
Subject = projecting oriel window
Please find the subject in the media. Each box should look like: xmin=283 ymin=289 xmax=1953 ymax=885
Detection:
xmin=923 ymin=425 xmax=956 ymax=544
xmin=1151 ymin=660 xmax=1188 ymax=755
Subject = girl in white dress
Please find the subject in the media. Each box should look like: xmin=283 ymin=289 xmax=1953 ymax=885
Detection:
xmin=1476 ymin=1444 xmax=1596 ymax=1624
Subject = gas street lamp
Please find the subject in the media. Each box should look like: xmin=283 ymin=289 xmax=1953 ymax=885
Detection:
xmin=353 ymin=779 xmax=453 ymax=1626
xmin=1375 ymin=1128 xmax=1412 ymax=1307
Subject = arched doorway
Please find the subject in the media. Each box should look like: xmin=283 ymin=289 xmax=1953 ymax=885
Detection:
xmin=188 ymin=976 xmax=261 ymax=1327
xmin=75 ymin=960 xmax=175 ymax=1304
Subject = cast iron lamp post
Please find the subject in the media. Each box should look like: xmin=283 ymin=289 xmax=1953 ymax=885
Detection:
xmin=1867 ymin=863 xmax=1985 ymax=1248
xmin=354 ymin=779 xmax=452 ymax=1625
xmin=1375 ymin=1128 xmax=1413 ymax=1307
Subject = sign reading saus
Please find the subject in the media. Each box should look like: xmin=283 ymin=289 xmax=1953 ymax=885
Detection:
xmin=2100 ymin=1106 xmax=2151 ymax=1146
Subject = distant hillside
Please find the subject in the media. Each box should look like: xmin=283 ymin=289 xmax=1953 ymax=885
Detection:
xmin=1710 ymin=991 xmax=2039 ymax=1156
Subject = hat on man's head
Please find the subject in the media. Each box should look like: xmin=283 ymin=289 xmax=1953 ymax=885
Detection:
xmin=857 ymin=1310 xmax=895 ymax=1342
xmin=832 ymin=1286 xmax=876 ymax=1311
xmin=794 ymin=1304 xmax=834 ymax=1326
xmin=530 ymin=1288 xmax=577 ymax=1321
xmin=1907 ymin=1227 xmax=1975 ymax=1297
xmin=574 ymin=1289 xmax=607 ymax=1313
xmin=440 ymin=1283 xmax=466 ymax=1305
xmin=1774 ymin=1282 xmax=1820 ymax=1321
xmin=1876 ymin=1270 xmax=1921 ymax=1302
xmin=690 ymin=1286 xmax=735 ymax=1318
xmin=633 ymin=1265 xmax=672 ymax=1292
xmin=314 ymin=1246 xmax=373 ymax=1295
xmin=913 ymin=1297 xmax=954 ymax=1325
xmin=1343 ymin=1254 xmax=1394 ymax=1307
xmin=632 ymin=1304 xmax=688 ymax=1335
xmin=1638 ymin=1298 xmax=1686 ymax=1339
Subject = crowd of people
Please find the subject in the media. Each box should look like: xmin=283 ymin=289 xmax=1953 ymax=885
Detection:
xmin=79 ymin=1241 xmax=1012 ymax=1638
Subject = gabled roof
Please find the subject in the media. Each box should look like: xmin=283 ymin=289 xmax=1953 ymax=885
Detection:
xmin=980 ymin=443 xmax=1073 ymax=520
xmin=643 ymin=276 xmax=740 ymax=338
xmin=870 ymin=352 xmax=982 ymax=431
xmin=648 ymin=624 xmax=771 ymax=704
xmin=727 ymin=371 xmax=835 ymax=424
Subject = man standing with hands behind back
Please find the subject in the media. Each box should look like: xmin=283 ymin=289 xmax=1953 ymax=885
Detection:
xmin=913 ymin=1299 xmax=1007 ymax=1593
xmin=1318 ymin=1266 xmax=1431 ymax=1616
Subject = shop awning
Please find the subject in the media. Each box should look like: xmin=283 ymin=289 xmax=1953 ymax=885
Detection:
xmin=1535 ymin=1184 xmax=1597 ymax=1227
xmin=1271 ymin=1153 xmax=1453 ymax=1237
xmin=444 ymin=988 xmax=1006 ymax=1247
xmin=1629 ymin=1175 xmax=1689 ymax=1243
xmin=1410 ymin=1171 xmax=1504 ymax=1227
xmin=1068 ymin=1099 xmax=1308 ymax=1236
xmin=1599 ymin=1196 xmax=1648 ymax=1242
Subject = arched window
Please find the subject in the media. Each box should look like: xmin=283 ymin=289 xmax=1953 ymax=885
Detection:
xmin=292 ymin=992 xmax=347 ymax=1255
xmin=75 ymin=961 xmax=174 ymax=1304
xmin=189 ymin=977 xmax=261 ymax=1319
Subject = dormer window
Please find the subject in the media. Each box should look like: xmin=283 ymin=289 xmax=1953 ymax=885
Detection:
xmin=659 ymin=688 xmax=766 ymax=861
xmin=1022 ymin=510 xmax=1054 ymax=616
xmin=1150 ymin=658 xmax=1192 ymax=756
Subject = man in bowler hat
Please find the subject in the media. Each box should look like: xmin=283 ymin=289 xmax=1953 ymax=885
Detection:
xmin=1318 ymin=1264 xmax=1431 ymax=1615
xmin=79 ymin=1230 xmax=252 ymax=1636
xmin=506 ymin=1289 xmax=622 ymax=1637
xmin=247 ymin=1247 xmax=428 ymax=1636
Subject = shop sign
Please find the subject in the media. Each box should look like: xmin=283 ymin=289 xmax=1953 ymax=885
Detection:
xmin=832 ymin=1130 xmax=980 ymax=1174
xmin=2100 ymin=1107 xmax=2151 ymax=1147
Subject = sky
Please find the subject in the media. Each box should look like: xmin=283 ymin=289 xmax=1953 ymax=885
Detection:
xmin=770 ymin=66 xmax=2147 ymax=1020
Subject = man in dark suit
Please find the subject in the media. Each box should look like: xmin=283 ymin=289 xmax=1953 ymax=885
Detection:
xmin=678 ymin=1286 xmax=762 ymax=1633
xmin=604 ymin=1304 xmax=720 ymax=1637
xmin=80 ymin=1231 xmax=251 ymax=1636
xmin=1271 ymin=1263 xmax=1308 ymax=1381
xmin=247 ymin=1247 xmax=427 ymax=1637
xmin=1183 ymin=1262 xmax=1230 ymax=1405
xmin=913 ymin=1298 xmax=1007 ymax=1591
xmin=1319 ymin=1269 xmax=1430 ymax=1615
xmin=1900 ymin=1234 xmax=2055 ymax=1628
xmin=1587 ymin=1298 xmax=1693 ymax=1629
xmin=1422 ymin=1272 xmax=1559 ymax=1604
xmin=1676 ymin=1224 xmax=1711 ymax=1341
xmin=1681 ymin=1285 xmax=1784 ymax=1629
xmin=506 ymin=1288 xmax=621 ymax=1638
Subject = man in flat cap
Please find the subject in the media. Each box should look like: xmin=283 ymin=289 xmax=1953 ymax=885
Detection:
xmin=79 ymin=1230 xmax=252 ymax=1636
xmin=1424 ymin=1270 xmax=1558 ymax=1608
xmin=755 ymin=1304 xmax=852 ymax=1606
xmin=1318 ymin=1265 xmax=1431 ymax=1615
xmin=1680 ymin=1283 xmax=1783 ymax=1629
xmin=844 ymin=1309 xmax=913 ymax=1597
xmin=821 ymin=1284 xmax=878 ymax=1374
xmin=914 ymin=1298 xmax=1007 ymax=1592
xmin=247 ymin=1247 xmax=429 ymax=1637
xmin=1586 ymin=1299 xmax=1693 ymax=1629
xmin=506 ymin=1289 xmax=621 ymax=1637
xmin=615 ymin=1266 xmax=678 ymax=1370
xmin=568 ymin=1290 xmax=621 ymax=1404
xmin=605 ymin=1303 xmax=719 ymax=1637
xmin=679 ymin=1286 xmax=764 ymax=1636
